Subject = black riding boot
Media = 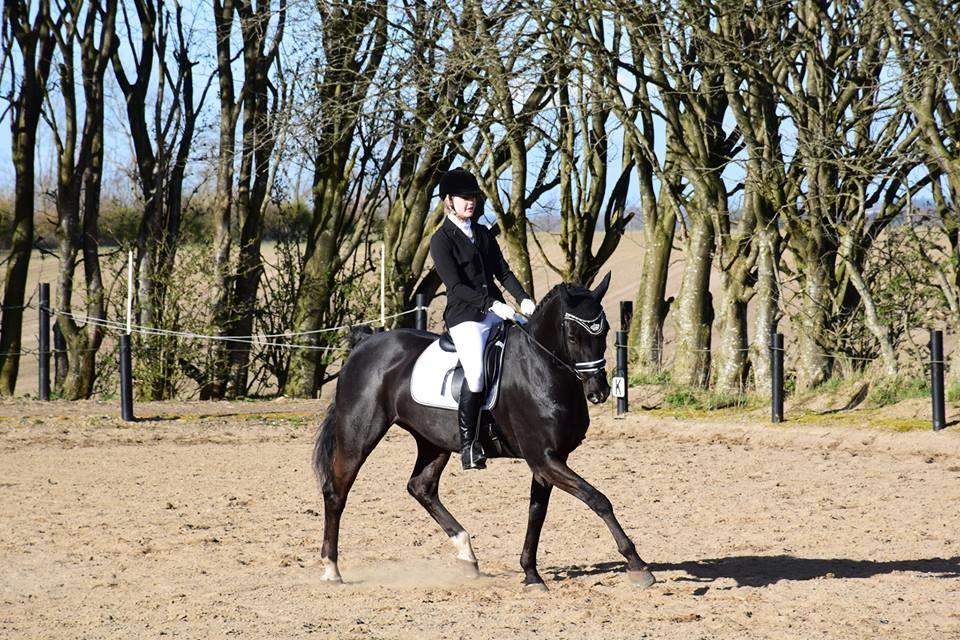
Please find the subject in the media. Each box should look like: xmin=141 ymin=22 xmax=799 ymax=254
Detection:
xmin=458 ymin=380 xmax=486 ymax=470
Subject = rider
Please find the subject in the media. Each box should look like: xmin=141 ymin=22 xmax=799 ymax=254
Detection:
xmin=429 ymin=167 xmax=536 ymax=470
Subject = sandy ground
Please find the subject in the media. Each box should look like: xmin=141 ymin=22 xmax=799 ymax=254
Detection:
xmin=1 ymin=398 xmax=959 ymax=639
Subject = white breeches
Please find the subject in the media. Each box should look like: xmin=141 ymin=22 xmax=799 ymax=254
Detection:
xmin=448 ymin=311 xmax=503 ymax=393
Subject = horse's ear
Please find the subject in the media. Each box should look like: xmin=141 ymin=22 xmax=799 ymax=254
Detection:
xmin=592 ymin=272 xmax=612 ymax=300
xmin=560 ymin=284 xmax=575 ymax=307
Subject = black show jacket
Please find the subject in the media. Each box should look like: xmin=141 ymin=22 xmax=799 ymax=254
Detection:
xmin=429 ymin=216 xmax=530 ymax=328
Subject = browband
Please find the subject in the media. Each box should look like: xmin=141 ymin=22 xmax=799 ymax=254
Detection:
xmin=563 ymin=310 xmax=607 ymax=336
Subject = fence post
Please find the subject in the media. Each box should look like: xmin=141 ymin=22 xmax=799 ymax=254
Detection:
xmin=119 ymin=334 xmax=134 ymax=421
xmin=415 ymin=293 xmax=428 ymax=331
xmin=615 ymin=330 xmax=628 ymax=416
xmin=930 ymin=329 xmax=945 ymax=432
xmin=620 ymin=301 xmax=633 ymax=333
xmin=38 ymin=283 xmax=50 ymax=401
xmin=771 ymin=332 xmax=784 ymax=423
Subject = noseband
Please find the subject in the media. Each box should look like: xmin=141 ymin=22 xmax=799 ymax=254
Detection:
xmin=563 ymin=310 xmax=608 ymax=381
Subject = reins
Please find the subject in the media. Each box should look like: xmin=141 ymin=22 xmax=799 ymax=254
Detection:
xmin=512 ymin=321 xmax=581 ymax=377
xmin=511 ymin=315 xmax=607 ymax=381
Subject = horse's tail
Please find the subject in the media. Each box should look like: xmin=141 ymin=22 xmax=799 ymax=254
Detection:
xmin=312 ymin=401 xmax=338 ymax=495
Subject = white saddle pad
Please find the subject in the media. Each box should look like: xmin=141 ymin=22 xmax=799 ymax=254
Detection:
xmin=410 ymin=338 xmax=502 ymax=411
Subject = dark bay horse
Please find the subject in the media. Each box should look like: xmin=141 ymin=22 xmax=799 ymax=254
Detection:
xmin=312 ymin=273 xmax=656 ymax=590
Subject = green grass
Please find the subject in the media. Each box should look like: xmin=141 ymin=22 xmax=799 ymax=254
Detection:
xmin=865 ymin=376 xmax=929 ymax=408
xmin=660 ymin=385 xmax=759 ymax=412
xmin=663 ymin=387 xmax=698 ymax=409
xmin=629 ymin=370 xmax=672 ymax=385
xmin=788 ymin=411 xmax=930 ymax=432
xmin=813 ymin=374 xmax=849 ymax=395
xmin=947 ymin=381 xmax=960 ymax=403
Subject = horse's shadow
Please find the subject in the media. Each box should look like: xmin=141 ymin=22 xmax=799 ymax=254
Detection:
xmin=545 ymin=555 xmax=960 ymax=588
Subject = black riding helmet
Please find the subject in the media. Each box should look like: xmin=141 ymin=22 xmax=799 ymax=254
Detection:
xmin=438 ymin=167 xmax=482 ymax=199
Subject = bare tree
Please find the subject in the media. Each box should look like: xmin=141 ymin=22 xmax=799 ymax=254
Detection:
xmin=696 ymin=2 xmax=791 ymax=393
xmin=0 ymin=0 xmax=57 ymax=395
xmin=527 ymin=1 xmax=634 ymax=287
xmin=112 ymin=0 xmax=210 ymax=399
xmin=768 ymin=0 xmax=919 ymax=387
xmin=885 ymin=0 xmax=960 ymax=380
xmin=210 ymin=0 xmax=287 ymax=398
xmin=463 ymin=0 xmax=559 ymax=293
xmin=379 ymin=0 xmax=482 ymax=324
xmin=590 ymin=1 xmax=681 ymax=377
xmin=285 ymin=0 xmax=389 ymax=398
xmin=627 ymin=0 xmax=741 ymax=389
xmin=44 ymin=0 xmax=118 ymax=399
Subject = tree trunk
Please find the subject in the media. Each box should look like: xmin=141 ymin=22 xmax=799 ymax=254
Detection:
xmin=749 ymin=221 xmax=780 ymax=391
xmin=210 ymin=0 xmax=238 ymax=399
xmin=794 ymin=239 xmax=834 ymax=390
xmin=286 ymin=162 xmax=347 ymax=397
xmin=672 ymin=215 xmax=714 ymax=388
xmin=0 ymin=122 xmax=38 ymax=396
xmin=285 ymin=1 xmax=386 ymax=398
xmin=629 ymin=185 xmax=675 ymax=375
xmin=0 ymin=0 xmax=55 ymax=396
xmin=839 ymin=233 xmax=898 ymax=376
xmin=286 ymin=238 xmax=336 ymax=398
xmin=711 ymin=272 xmax=748 ymax=394
xmin=48 ymin=0 xmax=115 ymax=400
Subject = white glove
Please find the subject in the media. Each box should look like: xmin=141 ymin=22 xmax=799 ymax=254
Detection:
xmin=490 ymin=301 xmax=516 ymax=320
xmin=520 ymin=298 xmax=536 ymax=316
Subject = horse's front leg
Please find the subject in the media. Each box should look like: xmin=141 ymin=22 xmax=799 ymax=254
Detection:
xmin=537 ymin=450 xmax=656 ymax=588
xmin=520 ymin=475 xmax=553 ymax=591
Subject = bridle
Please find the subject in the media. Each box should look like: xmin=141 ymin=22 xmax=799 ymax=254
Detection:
xmin=563 ymin=310 xmax=608 ymax=379
xmin=515 ymin=307 xmax=608 ymax=382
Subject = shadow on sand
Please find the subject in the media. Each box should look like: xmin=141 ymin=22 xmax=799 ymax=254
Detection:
xmin=544 ymin=555 xmax=960 ymax=588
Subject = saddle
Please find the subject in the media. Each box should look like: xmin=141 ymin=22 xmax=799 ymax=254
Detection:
xmin=410 ymin=323 xmax=514 ymax=458
xmin=410 ymin=322 xmax=508 ymax=410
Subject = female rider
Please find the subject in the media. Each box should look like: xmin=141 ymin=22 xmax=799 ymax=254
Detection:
xmin=429 ymin=167 xmax=535 ymax=470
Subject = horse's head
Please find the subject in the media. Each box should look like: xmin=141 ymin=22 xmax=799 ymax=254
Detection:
xmin=557 ymin=272 xmax=612 ymax=404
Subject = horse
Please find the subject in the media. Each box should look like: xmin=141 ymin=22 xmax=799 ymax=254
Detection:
xmin=311 ymin=272 xmax=656 ymax=590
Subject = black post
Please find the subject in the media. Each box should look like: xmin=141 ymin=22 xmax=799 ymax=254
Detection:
xmin=620 ymin=301 xmax=633 ymax=332
xmin=415 ymin=293 xmax=428 ymax=331
xmin=119 ymin=334 xmax=134 ymax=421
xmin=771 ymin=332 xmax=784 ymax=423
xmin=38 ymin=283 xmax=50 ymax=401
xmin=930 ymin=329 xmax=945 ymax=432
xmin=616 ymin=330 xmax=629 ymax=416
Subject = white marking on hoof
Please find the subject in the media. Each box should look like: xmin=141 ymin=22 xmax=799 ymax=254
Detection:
xmin=320 ymin=557 xmax=342 ymax=583
xmin=524 ymin=582 xmax=549 ymax=593
xmin=450 ymin=531 xmax=477 ymax=563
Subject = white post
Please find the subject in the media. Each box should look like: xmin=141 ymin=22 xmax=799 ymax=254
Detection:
xmin=126 ymin=249 xmax=134 ymax=335
xmin=380 ymin=241 xmax=386 ymax=328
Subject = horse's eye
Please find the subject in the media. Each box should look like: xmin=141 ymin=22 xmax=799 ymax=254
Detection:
xmin=568 ymin=334 xmax=576 ymax=344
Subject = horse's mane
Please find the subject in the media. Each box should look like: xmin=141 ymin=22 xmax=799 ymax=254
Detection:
xmin=532 ymin=283 xmax=566 ymax=315
xmin=532 ymin=281 xmax=592 ymax=315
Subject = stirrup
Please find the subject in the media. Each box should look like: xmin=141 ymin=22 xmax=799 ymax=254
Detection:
xmin=461 ymin=443 xmax=487 ymax=470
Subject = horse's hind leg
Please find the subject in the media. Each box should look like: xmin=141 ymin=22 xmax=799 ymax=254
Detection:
xmin=314 ymin=403 xmax=391 ymax=583
xmin=406 ymin=435 xmax=480 ymax=576
xmin=533 ymin=451 xmax=656 ymax=588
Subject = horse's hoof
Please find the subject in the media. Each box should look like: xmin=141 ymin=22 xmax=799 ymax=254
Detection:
xmin=456 ymin=559 xmax=481 ymax=578
xmin=320 ymin=559 xmax=343 ymax=583
xmin=524 ymin=582 xmax=549 ymax=593
xmin=628 ymin=568 xmax=656 ymax=588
